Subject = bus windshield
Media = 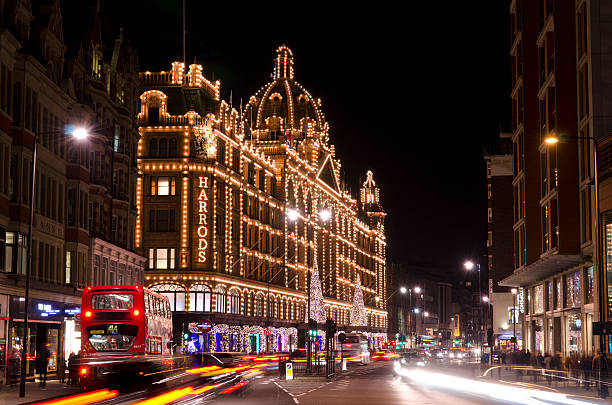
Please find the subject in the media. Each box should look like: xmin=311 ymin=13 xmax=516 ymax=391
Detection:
xmin=92 ymin=294 xmax=134 ymax=310
xmin=87 ymin=324 xmax=138 ymax=351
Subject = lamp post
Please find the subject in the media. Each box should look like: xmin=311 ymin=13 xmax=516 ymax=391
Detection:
xmin=464 ymin=260 xmax=482 ymax=350
xmin=511 ymin=288 xmax=518 ymax=352
xmin=545 ymin=134 xmax=605 ymax=352
xmin=287 ymin=207 xmax=330 ymax=373
xmin=19 ymin=126 xmax=88 ymax=398
xmin=376 ymin=286 xmax=407 ymax=347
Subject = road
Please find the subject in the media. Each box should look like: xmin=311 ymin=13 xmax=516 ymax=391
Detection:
xmin=206 ymin=362 xmax=501 ymax=405
xmin=29 ymin=361 xmax=609 ymax=404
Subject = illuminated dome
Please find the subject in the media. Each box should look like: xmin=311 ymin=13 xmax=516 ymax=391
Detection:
xmin=243 ymin=46 xmax=328 ymax=138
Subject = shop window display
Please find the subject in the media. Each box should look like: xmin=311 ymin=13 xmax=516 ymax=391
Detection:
xmin=567 ymin=313 xmax=583 ymax=356
xmin=534 ymin=318 xmax=544 ymax=353
xmin=566 ymin=271 xmax=581 ymax=308
xmin=534 ymin=284 xmax=544 ymax=314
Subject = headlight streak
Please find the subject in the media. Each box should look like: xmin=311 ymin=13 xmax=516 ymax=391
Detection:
xmin=393 ymin=363 xmax=597 ymax=405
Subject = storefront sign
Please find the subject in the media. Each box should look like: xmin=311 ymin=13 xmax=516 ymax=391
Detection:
xmin=37 ymin=217 xmax=64 ymax=238
xmin=195 ymin=176 xmax=209 ymax=264
xmin=38 ymin=303 xmax=61 ymax=317
xmin=64 ymin=307 xmax=81 ymax=317
xmin=196 ymin=320 xmax=212 ymax=333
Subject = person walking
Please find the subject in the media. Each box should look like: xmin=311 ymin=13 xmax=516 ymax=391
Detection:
xmin=36 ymin=343 xmax=51 ymax=388
xmin=592 ymin=350 xmax=609 ymax=398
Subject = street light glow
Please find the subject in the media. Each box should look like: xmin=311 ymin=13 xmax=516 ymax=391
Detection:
xmin=413 ymin=286 xmax=421 ymax=294
xmin=319 ymin=208 xmax=331 ymax=222
xmin=287 ymin=209 xmax=299 ymax=222
xmin=463 ymin=260 xmax=474 ymax=270
xmin=413 ymin=308 xmax=420 ymax=314
xmin=544 ymin=136 xmax=559 ymax=145
xmin=400 ymin=287 xmax=407 ymax=294
xmin=375 ymin=296 xmax=380 ymax=302
xmin=482 ymin=296 xmax=489 ymax=302
xmin=71 ymin=127 xmax=89 ymax=140
xmin=424 ymin=312 xmax=429 ymax=317
xmin=511 ymin=288 xmax=518 ymax=295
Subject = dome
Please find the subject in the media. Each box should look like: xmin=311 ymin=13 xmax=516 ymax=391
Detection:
xmin=243 ymin=46 xmax=327 ymax=136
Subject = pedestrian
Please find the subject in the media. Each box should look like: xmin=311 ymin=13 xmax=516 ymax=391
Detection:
xmin=7 ymin=347 xmax=21 ymax=390
xmin=544 ymin=353 xmax=552 ymax=386
xmin=570 ymin=354 xmax=579 ymax=387
xmin=36 ymin=343 xmax=51 ymax=387
xmin=581 ymin=354 xmax=592 ymax=391
xmin=592 ymin=350 xmax=609 ymax=398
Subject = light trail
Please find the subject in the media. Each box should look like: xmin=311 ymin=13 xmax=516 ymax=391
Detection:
xmin=134 ymin=387 xmax=194 ymax=405
xmin=394 ymin=363 xmax=598 ymax=405
xmin=35 ymin=389 xmax=118 ymax=405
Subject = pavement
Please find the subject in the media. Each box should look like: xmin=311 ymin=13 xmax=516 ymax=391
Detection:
xmin=0 ymin=380 xmax=80 ymax=405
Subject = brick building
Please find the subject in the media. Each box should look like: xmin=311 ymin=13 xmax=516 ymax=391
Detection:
xmin=0 ymin=0 xmax=144 ymax=383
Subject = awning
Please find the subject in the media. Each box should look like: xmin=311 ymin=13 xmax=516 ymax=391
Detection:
xmin=499 ymin=254 xmax=586 ymax=287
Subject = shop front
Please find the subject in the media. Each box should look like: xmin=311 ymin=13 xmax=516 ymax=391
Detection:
xmin=7 ymin=296 xmax=80 ymax=382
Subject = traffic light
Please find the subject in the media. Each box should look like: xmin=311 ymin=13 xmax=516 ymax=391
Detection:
xmin=325 ymin=319 xmax=336 ymax=335
xmin=308 ymin=318 xmax=317 ymax=338
xmin=416 ymin=336 xmax=421 ymax=345
xmin=183 ymin=332 xmax=189 ymax=340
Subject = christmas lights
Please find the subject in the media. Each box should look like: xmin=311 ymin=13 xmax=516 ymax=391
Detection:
xmin=350 ymin=273 xmax=367 ymax=326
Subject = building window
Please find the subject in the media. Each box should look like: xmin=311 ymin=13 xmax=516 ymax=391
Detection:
xmin=65 ymin=251 xmax=72 ymax=284
xmin=150 ymin=283 xmax=185 ymax=311
xmin=149 ymin=209 xmax=175 ymax=232
xmin=228 ymin=288 xmax=240 ymax=314
xmin=566 ymin=271 xmax=581 ymax=308
xmin=487 ymin=208 xmax=493 ymax=223
xmin=586 ymin=266 xmax=594 ymax=304
xmin=189 ymin=284 xmax=211 ymax=312
xmin=215 ymin=286 xmax=226 ymax=313
xmin=255 ymin=294 xmax=264 ymax=317
xmin=151 ymin=176 xmax=176 ymax=196
xmin=148 ymin=248 xmax=176 ymax=269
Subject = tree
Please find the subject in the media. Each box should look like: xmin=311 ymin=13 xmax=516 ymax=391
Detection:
xmin=350 ymin=273 xmax=367 ymax=326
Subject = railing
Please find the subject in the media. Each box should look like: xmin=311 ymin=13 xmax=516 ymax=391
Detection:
xmin=139 ymin=71 xmax=172 ymax=84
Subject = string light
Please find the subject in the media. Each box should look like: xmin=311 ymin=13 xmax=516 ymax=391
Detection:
xmin=138 ymin=45 xmax=389 ymax=345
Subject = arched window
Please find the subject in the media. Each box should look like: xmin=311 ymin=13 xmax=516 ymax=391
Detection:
xmin=228 ymin=288 xmax=241 ymax=314
xmin=215 ymin=286 xmax=226 ymax=313
xmin=159 ymin=138 xmax=167 ymax=157
xmin=149 ymin=283 xmax=185 ymax=311
xmin=255 ymin=293 xmax=264 ymax=317
xmin=169 ymin=138 xmax=177 ymax=157
xmin=189 ymin=284 xmax=211 ymax=312
xmin=149 ymin=139 xmax=158 ymax=157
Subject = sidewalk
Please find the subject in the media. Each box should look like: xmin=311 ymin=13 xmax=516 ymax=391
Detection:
xmin=476 ymin=364 xmax=612 ymax=403
xmin=0 ymin=380 xmax=80 ymax=405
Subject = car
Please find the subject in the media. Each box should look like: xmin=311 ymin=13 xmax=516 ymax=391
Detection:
xmin=398 ymin=351 xmax=429 ymax=367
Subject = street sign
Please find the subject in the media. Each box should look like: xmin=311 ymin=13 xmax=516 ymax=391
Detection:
xmin=196 ymin=320 xmax=212 ymax=333
xmin=337 ymin=332 xmax=346 ymax=343
xmin=593 ymin=321 xmax=612 ymax=335
xmin=264 ymin=328 xmax=271 ymax=336
xmin=285 ymin=362 xmax=293 ymax=380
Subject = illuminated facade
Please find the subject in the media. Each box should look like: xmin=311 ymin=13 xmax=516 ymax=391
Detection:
xmin=138 ymin=47 xmax=387 ymax=352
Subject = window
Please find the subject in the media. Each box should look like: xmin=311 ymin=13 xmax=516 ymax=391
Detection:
xmin=148 ymin=107 xmax=159 ymax=125
xmin=65 ymin=251 xmax=72 ymax=284
xmin=215 ymin=286 xmax=226 ymax=313
xmin=150 ymin=284 xmax=185 ymax=312
xmin=254 ymin=294 xmax=264 ymax=317
xmin=149 ymin=139 xmax=158 ymax=157
xmin=148 ymin=248 xmax=176 ymax=269
xmin=487 ymin=208 xmax=493 ymax=223
xmin=149 ymin=209 xmax=175 ymax=232
xmin=228 ymin=288 xmax=240 ymax=314
xmin=152 ymin=177 xmax=176 ymax=196
xmin=169 ymin=138 xmax=177 ymax=157
xmin=566 ymin=271 xmax=581 ymax=308
xmin=216 ymin=138 xmax=225 ymax=164
xmin=189 ymin=284 xmax=212 ymax=312
xmin=232 ymin=149 xmax=240 ymax=172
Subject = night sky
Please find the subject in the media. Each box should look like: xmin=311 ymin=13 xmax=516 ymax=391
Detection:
xmin=76 ymin=1 xmax=511 ymax=278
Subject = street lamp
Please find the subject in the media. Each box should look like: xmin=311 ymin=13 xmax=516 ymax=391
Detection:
xmin=511 ymin=288 xmax=518 ymax=352
xmin=400 ymin=286 xmax=407 ymax=294
xmin=287 ymin=206 xmax=331 ymax=373
xmin=545 ymin=133 xmax=606 ymax=352
xmin=19 ymin=125 xmax=88 ymax=397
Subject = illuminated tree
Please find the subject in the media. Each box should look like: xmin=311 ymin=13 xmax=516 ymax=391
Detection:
xmin=308 ymin=258 xmax=326 ymax=323
xmin=350 ymin=273 xmax=367 ymax=326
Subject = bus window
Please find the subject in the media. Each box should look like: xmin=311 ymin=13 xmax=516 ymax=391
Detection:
xmin=92 ymin=294 xmax=134 ymax=309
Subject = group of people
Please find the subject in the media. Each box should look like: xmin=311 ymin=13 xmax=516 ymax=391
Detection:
xmin=503 ymin=350 xmax=609 ymax=398
xmin=4 ymin=344 xmax=81 ymax=389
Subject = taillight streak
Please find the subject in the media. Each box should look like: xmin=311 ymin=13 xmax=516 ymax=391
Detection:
xmin=35 ymin=389 xmax=118 ymax=405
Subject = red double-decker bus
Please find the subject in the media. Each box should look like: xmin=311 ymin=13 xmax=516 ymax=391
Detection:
xmin=80 ymin=285 xmax=173 ymax=387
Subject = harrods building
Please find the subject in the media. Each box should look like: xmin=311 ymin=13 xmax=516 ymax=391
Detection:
xmin=137 ymin=46 xmax=387 ymax=353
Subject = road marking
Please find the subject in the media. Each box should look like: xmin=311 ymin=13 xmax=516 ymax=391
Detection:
xmin=274 ymin=381 xmax=299 ymax=404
